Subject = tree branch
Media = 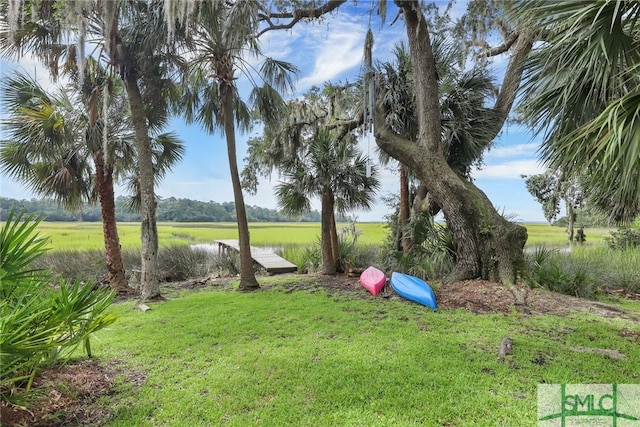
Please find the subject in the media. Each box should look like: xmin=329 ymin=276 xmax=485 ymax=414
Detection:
xmin=490 ymin=28 xmax=535 ymax=130
xmin=257 ymin=0 xmax=347 ymax=37
xmin=477 ymin=31 xmax=518 ymax=58
xmin=372 ymin=87 xmax=422 ymax=169
xmin=327 ymin=112 xmax=363 ymax=142
xmin=468 ymin=38 xmax=491 ymax=52
xmin=326 ymin=114 xmax=362 ymax=131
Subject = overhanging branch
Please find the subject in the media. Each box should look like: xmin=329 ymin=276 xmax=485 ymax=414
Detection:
xmin=257 ymin=0 xmax=347 ymax=37
xmin=476 ymin=31 xmax=518 ymax=58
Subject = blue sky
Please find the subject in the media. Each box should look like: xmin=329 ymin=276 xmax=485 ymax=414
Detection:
xmin=0 ymin=1 xmax=548 ymax=222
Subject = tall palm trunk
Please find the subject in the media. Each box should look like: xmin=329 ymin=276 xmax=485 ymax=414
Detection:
xmin=124 ymin=70 xmax=160 ymax=301
xmin=321 ymin=189 xmax=337 ymax=275
xmin=221 ymin=83 xmax=260 ymax=291
xmin=94 ymin=153 xmax=129 ymax=292
xmin=329 ymin=208 xmax=341 ymax=272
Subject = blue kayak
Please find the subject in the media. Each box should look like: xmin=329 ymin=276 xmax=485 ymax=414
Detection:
xmin=390 ymin=272 xmax=437 ymax=310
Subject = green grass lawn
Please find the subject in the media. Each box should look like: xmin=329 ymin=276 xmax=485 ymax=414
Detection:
xmin=89 ymin=279 xmax=639 ymax=426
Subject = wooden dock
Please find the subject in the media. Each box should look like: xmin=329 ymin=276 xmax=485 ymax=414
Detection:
xmin=214 ymin=240 xmax=298 ymax=274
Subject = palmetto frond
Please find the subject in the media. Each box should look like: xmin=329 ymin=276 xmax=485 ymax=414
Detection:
xmin=441 ymin=66 xmax=499 ymax=176
xmin=0 ymin=72 xmax=92 ymax=209
xmin=250 ymin=83 xmax=288 ymax=126
xmin=541 ymin=91 xmax=640 ymax=222
xmin=151 ymin=132 xmax=186 ymax=180
xmin=121 ymin=131 xmax=186 ymax=212
xmin=0 ymin=1 xmax=74 ymax=80
xmin=274 ymin=130 xmax=379 ymax=217
xmin=1 ymin=140 xmax=94 ymax=210
xmin=175 ymin=0 xmax=296 ymax=134
xmin=380 ymin=42 xmax=418 ymax=142
xmin=258 ymin=58 xmax=298 ymax=94
xmin=275 ymin=177 xmax=313 ymax=217
xmin=0 ymin=66 xmax=182 ymax=211
xmin=333 ymin=151 xmax=380 ymax=215
xmin=518 ymin=0 xmax=640 ymax=223
xmin=378 ymin=39 xmax=497 ymax=179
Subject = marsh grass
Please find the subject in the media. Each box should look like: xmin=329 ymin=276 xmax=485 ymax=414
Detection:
xmin=31 ymin=222 xmax=388 ymax=252
xmin=281 ymin=244 xmax=321 ymax=273
xmin=33 ymin=249 xmax=109 ymax=283
xmin=522 ymin=223 xmax=614 ymax=247
xmin=566 ymin=246 xmax=640 ymax=294
xmin=90 ymin=284 xmax=640 ymax=426
xmin=32 ymin=222 xmax=639 ymax=294
xmin=36 ymin=246 xmax=242 ymax=284
xmin=21 ymin=221 xmax=617 ymax=252
xmin=526 ymin=245 xmax=640 ymax=296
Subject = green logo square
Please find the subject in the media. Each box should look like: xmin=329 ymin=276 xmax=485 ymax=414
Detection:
xmin=538 ymin=384 xmax=640 ymax=426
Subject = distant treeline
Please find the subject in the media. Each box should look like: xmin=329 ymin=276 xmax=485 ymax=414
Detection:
xmin=0 ymin=196 xmax=326 ymax=222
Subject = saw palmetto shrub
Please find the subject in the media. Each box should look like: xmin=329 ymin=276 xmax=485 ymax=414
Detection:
xmin=0 ymin=210 xmax=117 ymax=405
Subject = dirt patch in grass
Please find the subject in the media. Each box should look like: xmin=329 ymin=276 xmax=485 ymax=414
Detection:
xmin=434 ymin=279 xmax=638 ymax=321
xmin=5 ymin=273 xmax=637 ymax=426
xmin=281 ymin=274 xmax=640 ymax=325
xmin=1 ymin=359 xmax=143 ymax=427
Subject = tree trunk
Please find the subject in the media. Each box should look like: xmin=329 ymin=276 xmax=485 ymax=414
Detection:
xmin=435 ymin=173 xmax=528 ymax=284
xmin=94 ymin=154 xmax=129 ymax=293
xmin=566 ymin=200 xmax=575 ymax=246
xmin=330 ymin=208 xmax=341 ymax=272
xmin=375 ymin=1 xmax=529 ymax=286
xmin=221 ymin=84 xmax=260 ymax=291
xmin=124 ymin=70 xmax=160 ymax=301
xmin=321 ymin=189 xmax=336 ymax=274
xmin=399 ymin=164 xmax=412 ymax=252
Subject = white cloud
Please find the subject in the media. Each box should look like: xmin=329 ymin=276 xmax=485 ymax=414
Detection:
xmin=472 ymin=159 xmax=544 ymax=179
xmin=486 ymin=143 xmax=539 ymax=158
xmin=295 ymin=29 xmax=365 ymax=90
xmin=264 ymin=5 xmax=404 ymax=94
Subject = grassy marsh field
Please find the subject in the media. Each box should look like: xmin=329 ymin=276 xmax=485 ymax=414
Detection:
xmin=33 ymin=221 xmax=388 ymax=251
xmin=33 ymin=221 xmax=612 ymax=252
xmin=30 ymin=221 xmax=638 ymax=297
xmin=523 ymin=223 xmax=613 ymax=247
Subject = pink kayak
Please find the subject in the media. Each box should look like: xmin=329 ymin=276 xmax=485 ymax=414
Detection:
xmin=359 ymin=266 xmax=387 ymax=296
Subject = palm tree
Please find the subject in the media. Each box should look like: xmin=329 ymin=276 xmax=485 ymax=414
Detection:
xmin=275 ymin=130 xmax=380 ymax=274
xmin=0 ymin=70 xmax=184 ymax=293
xmin=109 ymin=0 xmax=186 ymax=300
xmin=377 ymin=39 xmax=499 ymax=252
xmin=2 ymin=0 xmax=186 ymax=301
xmin=242 ymin=81 xmax=380 ymax=274
xmin=377 ymin=43 xmax=417 ymax=253
xmin=1 ymin=71 xmax=131 ymax=293
xmin=170 ymin=0 xmax=296 ymax=291
xmin=517 ymin=0 xmax=640 ymax=223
